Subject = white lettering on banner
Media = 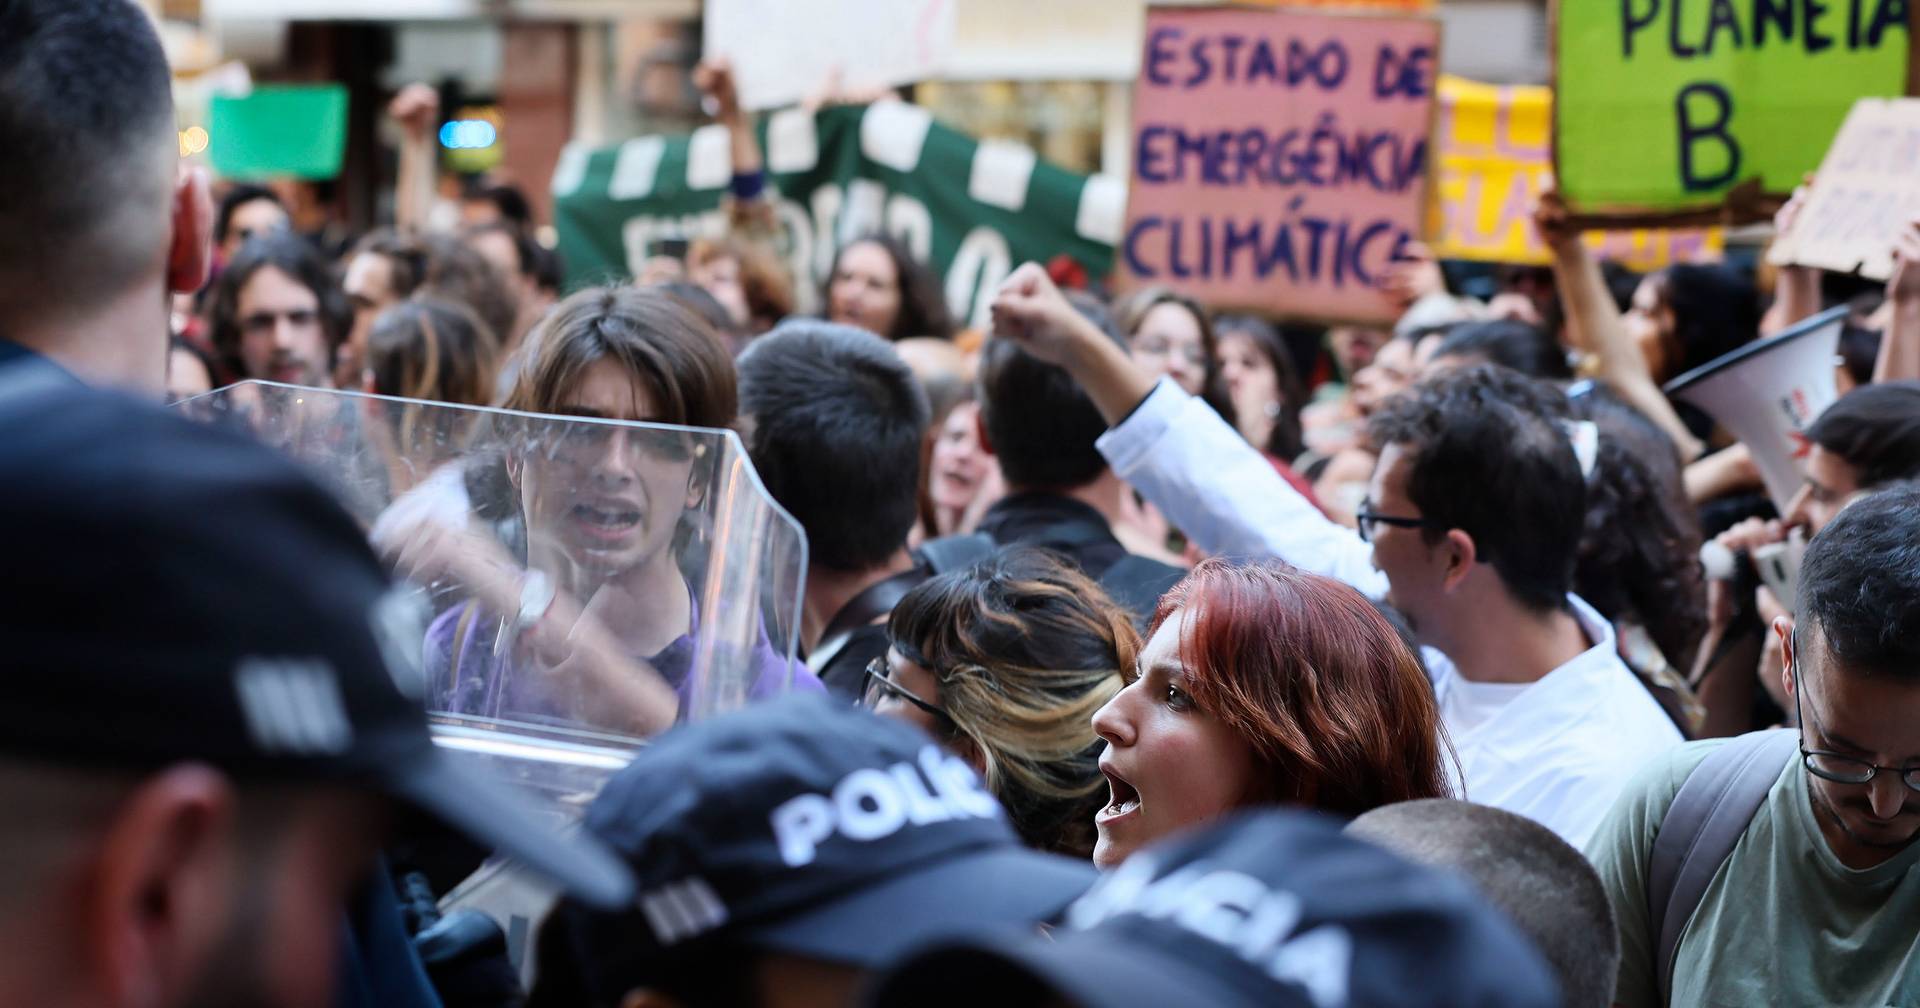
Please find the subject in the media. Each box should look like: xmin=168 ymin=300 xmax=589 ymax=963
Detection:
xmin=947 ymin=226 xmax=1013 ymax=331
xmin=612 ymin=180 xmax=1029 ymax=333
xmin=621 ymin=213 xmax=725 ymax=274
xmin=774 ymin=197 xmax=821 ymax=315
xmin=769 ymin=745 xmax=997 ymax=867
xmin=810 ymin=185 xmax=844 ymax=285
xmin=1064 ymin=855 xmax=1352 ymax=1008
xmin=886 ymin=194 xmax=934 ymax=265
xmin=841 ymin=179 xmax=889 ymax=244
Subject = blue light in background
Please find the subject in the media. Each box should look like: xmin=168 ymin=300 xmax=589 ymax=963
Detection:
xmin=440 ymin=119 xmax=498 ymax=150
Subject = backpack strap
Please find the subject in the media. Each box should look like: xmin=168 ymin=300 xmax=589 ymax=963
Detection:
xmin=1648 ymin=728 xmax=1798 ymax=1005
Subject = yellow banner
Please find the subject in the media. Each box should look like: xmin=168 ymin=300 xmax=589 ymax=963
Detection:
xmin=1428 ymin=76 xmax=1722 ymax=270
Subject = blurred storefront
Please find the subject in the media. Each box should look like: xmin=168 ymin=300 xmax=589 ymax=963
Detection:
xmin=167 ymin=0 xmax=1548 ymax=235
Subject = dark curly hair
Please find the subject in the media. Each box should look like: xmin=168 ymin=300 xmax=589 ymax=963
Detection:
xmin=822 ymin=233 xmax=953 ymax=341
xmin=1569 ymin=387 xmax=1706 ymax=671
xmin=209 ymin=231 xmax=351 ymax=380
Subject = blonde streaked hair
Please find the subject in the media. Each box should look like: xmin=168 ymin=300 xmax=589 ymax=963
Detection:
xmin=887 ymin=546 xmax=1137 ymax=858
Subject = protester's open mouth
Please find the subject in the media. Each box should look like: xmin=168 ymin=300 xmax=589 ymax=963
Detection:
xmin=1098 ymin=766 xmax=1141 ymax=823
xmin=570 ymin=502 xmax=642 ymax=543
xmin=938 ymin=467 xmax=976 ymax=494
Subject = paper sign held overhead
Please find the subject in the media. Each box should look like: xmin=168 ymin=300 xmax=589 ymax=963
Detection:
xmin=1551 ymin=0 xmax=1913 ymax=223
xmin=1120 ymin=6 xmax=1442 ymax=324
xmin=704 ymin=0 xmax=956 ymax=111
xmin=1769 ymin=98 xmax=1920 ymax=279
xmin=1429 ymin=75 xmax=1723 ymax=269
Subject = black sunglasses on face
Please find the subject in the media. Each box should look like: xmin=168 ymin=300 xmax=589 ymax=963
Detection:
xmin=863 ymin=657 xmax=949 ymax=723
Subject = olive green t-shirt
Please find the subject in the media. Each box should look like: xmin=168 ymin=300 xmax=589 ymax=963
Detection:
xmin=1588 ymin=738 xmax=1920 ymax=1007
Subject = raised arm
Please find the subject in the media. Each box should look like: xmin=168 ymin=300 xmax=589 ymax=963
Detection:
xmin=1535 ymin=191 xmax=1706 ymax=462
xmin=1760 ymin=179 xmax=1822 ymax=337
xmin=1874 ymin=217 xmax=1920 ymax=383
xmin=388 ymin=83 xmax=440 ymax=235
xmin=989 ymin=264 xmax=1386 ymax=595
xmin=692 ymin=58 xmax=780 ymax=240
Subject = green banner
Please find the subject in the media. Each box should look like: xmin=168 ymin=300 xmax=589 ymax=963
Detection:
xmin=1554 ymin=0 xmax=1910 ymax=215
xmin=552 ymin=104 xmax=1119 ymax=329
xmin=209 ymin=85 xmax=349 ymax=181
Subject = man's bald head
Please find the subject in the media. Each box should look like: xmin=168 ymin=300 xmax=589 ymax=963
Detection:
xmin=0 ymin=0 xmax=178 ymax=325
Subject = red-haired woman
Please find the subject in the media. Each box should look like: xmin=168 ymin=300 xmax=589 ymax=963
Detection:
xmin=1091 ymin=557 xmax=1453 ymax=868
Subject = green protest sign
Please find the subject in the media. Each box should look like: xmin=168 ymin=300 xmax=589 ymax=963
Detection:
xmin=552 ymin=103 xmax=1119 ymax=328
xmin=1553 ymin=0 xmax=1914 ymax=220
xmin=209 ymin=85 xmax=349 ymax=181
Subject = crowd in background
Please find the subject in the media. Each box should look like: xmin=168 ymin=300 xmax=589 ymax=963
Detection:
xmin=5 ymin=3 xmax=1920 ymax=1007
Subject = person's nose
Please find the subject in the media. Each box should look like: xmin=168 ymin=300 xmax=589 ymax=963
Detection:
xmin=272 ymin=316 xmax=301 ymax=352
xmin=1867 ymin=771 xmax=1909 ymax=821
xmin=592 ymin=428 xmax=639 ymax=485
xmin=1091 ymin=681 xmax=1138 ymax=749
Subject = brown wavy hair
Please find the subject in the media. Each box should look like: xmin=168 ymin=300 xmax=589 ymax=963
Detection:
xmin=1151 ymin=558 xmax=1454 ymax=816
xmin=887 ymin=546 xmax=1136 ymax=857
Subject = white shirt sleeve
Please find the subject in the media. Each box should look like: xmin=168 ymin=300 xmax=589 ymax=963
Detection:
xmin=1095 ymin=378 xmax=1388 ymax=598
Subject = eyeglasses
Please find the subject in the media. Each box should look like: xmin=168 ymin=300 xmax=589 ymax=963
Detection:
xmin=1354 ymin=499 xmax=1441 ymax=543
xmin=1792 ymin=663 xmax=1920 ymax=792
xmin=863 ymin=657 xmax=949 ymax=723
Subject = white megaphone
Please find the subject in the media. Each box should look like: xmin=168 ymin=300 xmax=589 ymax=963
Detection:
xmin=1663 ymin=305 xmax=1847 ymax=514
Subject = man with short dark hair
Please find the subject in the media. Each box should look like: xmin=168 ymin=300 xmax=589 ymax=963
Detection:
xmin=990 ymin=263 xmax=1680 ymax=847
xmin=1590 ymin=483 xmax=1920 ymax=1007
xmin=737 ymin=321 xmax=930 ymax=695
xmin=530 ymin=694 xmax=1095 ymax=1008
xmin=214 ymin=183 xmax=291 ymax=265
xmin=0 ymin=373 xmax=630 ymax=1008
xmin=1347 ymin=799 xmax=1620 ymax=1008
xmin=971 ymin=298 xmax=1185 ymax=626
xmin=0 ymin=0 xmax=214 ymax=390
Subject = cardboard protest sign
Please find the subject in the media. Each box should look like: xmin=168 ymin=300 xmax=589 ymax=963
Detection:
xmin=1769 ymin=97 xmax=1920 ymax=279
xmin=1120 ymin=6 xmax=1440 ymax=323
xmin=1430 ymin=75 xmax=1723 ymax=269
xmin=208 ymin=85 xmax=348 ymax=180
xmin=704 ymin=0 xmax=955 ymax=111
xmin=1553 ymin=0 xmax=1914 ymax=222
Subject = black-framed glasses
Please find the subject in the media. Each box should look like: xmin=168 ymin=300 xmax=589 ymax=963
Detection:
xmin=1354 ymin=499 xmax=1441 ymax=543
xmin=1793 ymin=663 xmax=1920 ymax=792
xmin=863 ymin=657 xmax=949 ymax=723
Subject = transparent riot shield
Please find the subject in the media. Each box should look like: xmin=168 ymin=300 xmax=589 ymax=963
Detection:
xmin=177 ymin=381 xmax=810 ymax=805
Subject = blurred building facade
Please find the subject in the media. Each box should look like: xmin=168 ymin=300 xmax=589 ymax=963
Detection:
xmin=160 ymin=0 xmax=1546 ymax=234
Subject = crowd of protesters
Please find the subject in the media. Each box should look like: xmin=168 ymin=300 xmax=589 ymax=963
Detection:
xmin=4 ymin=2 xmax=1920 ymax=1006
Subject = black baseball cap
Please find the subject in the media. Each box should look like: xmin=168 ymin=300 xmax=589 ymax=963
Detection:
xmin=540 ymin=692 xmax=1097 ymax=1001
xmin=870 ymin=810 xmax=1562 ymax=1008
xmin=0 ymin=366 xmax=631 ymax=909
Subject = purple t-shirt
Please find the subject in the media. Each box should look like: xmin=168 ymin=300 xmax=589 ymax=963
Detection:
xmin=422 ymin=590 xmax=821 ymax=730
